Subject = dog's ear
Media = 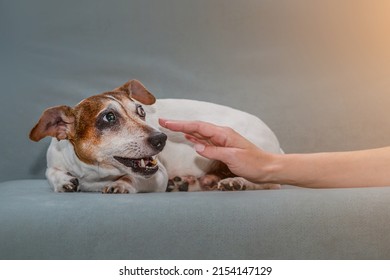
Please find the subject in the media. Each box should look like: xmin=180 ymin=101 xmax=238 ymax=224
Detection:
xmin=115 ymin=79 xmax=156 ymax=105
xmin=29 ymin=106 xmax=75 ymax=142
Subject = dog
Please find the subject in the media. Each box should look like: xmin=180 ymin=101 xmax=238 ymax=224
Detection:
xmin=29 ymin=79 xmax=282 ymax=193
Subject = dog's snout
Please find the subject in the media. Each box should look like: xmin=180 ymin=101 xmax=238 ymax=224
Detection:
xmin=148 ymin=132 xmax=167 ymax=151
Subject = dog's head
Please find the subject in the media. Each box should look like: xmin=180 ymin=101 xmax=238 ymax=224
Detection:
xmin=29 ymin=79 xmax=167 ymax=177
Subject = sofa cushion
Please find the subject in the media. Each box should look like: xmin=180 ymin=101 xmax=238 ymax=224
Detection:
xmin=1 ymin=180 xmax=390 ymax=259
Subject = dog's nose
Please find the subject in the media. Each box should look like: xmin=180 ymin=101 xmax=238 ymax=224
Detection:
xmin=147 ymin=131 xmax=167 ymax=151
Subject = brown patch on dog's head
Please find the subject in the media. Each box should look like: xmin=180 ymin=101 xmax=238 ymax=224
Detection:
xmin=114 ymin=79 xmax=156 ymax=105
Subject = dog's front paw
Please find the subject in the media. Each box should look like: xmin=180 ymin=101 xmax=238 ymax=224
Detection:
xmin=166 ymin=175 xmax=226 ymax=192
xmin=198 ymin=174 xmax=221 ymax=191
xmin=102 ymin=184 xmax=137 ymax=194
xmin=62 ymin=177 xmax=79 ymax=192
xmin=166 ymin=176 xmax=199 ymax=192
xmin=217 ymin=177 xmax=281 ymax=191
xmin=46 ymin=168 xmax=79 ymax=192
xmin=217 ymin=177 xmax=246 ymax=191
xmin=53 ymin=176 xmax=79 ymax=192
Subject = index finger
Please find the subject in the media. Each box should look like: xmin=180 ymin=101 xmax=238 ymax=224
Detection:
xmin=159 ymin=119 xmax=252 ymax=149
xmin=159 ymin=119 xmax=214 ymax=135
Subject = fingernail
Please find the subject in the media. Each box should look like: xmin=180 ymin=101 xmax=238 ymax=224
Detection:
xmin=194 ymin=144 xmax=205 ymax=152
xmin=158 ymin=118 xmax=167 ymax=127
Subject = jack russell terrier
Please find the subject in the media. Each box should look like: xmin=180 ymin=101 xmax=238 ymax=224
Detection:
xmin=29 ymin=80 xmax=282 ymax=193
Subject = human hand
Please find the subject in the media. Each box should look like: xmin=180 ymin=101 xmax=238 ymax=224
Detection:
xmin=159 ymin=119 xmax=275 ymax=184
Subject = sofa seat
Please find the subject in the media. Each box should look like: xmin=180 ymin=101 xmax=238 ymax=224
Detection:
xmin=1 ymin=180 xmax=390 ymax=259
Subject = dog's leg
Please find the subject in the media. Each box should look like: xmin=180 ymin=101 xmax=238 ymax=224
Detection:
xmin=165 ymin=161 xmax=280 ymax=192
xmin=164 ymin=174 xmax=220 ymax=192
xmin=166 ymin=176 xmax=202 ymax=192
xmin=206 ymin=161 xmax=281 ymax=190
xmin=102 ymin=176 xmax=137 ymax=194
xmin=166 ymin=175 xmax=280 ymax=192
xmin=166 ymin=175 xmax=219 ymax=192
xmin=46 ymin=167 xmax=79 ymax=192
xmin=165 ymin=175 xmax=280 ymax=192
xmin=217 ymin=177 xmax=281 ymax=191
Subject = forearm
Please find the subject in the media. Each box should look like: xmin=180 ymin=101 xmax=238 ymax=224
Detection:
xmin=263 ymin=147 xmax=390 ymax=188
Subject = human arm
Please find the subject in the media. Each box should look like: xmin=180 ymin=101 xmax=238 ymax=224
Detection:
xmin=159 ymin=119 xmax=390 ymax=188
xmin=269 ymin=149 xmax=390 ymax=188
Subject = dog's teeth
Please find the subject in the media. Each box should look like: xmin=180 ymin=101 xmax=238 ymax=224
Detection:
xmin=140 ymin=159 xmax=146 ymax=168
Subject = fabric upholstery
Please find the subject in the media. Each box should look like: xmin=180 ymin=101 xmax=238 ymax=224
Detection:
xmin=1 ymin=180 xmax=390 ymax=260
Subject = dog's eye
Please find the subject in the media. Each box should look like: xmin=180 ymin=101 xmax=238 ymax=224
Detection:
xmin=103 ymin=112 xmax=116 ymax=123
xmin=136 ymin=105 xmax=146 ymax=118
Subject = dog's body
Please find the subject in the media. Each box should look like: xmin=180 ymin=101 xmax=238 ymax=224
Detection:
xmin=30 ymin=80 xmax=282 ymax=193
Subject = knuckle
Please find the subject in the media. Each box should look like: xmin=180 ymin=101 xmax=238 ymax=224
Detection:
xmin=221 ymin=126 xmax=236 ymax=134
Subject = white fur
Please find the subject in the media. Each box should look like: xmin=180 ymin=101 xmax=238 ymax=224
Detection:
xmin=148 ymin=99 xmax=282 ymax=178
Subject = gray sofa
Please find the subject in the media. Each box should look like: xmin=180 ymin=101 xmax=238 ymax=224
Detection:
xmin=2 ymin=0 xmax=390 ymax=259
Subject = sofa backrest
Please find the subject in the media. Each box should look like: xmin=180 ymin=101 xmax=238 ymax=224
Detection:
xmin=2 ymin=0 xmax=390 ymax=182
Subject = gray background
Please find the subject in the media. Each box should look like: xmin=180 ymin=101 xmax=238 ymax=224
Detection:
xmin=1 ymin=0 xmax=390 ymax=182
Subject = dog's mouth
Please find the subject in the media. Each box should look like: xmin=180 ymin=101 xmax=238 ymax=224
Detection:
xmin=114 ymin=156 xmax=159 ymax=176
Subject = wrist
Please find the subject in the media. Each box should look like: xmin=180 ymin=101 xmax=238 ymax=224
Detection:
xmin=253 ymin=152 xmax=285 ymax=184
xmin=260 ymin=153 xmax=315 ymax=186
